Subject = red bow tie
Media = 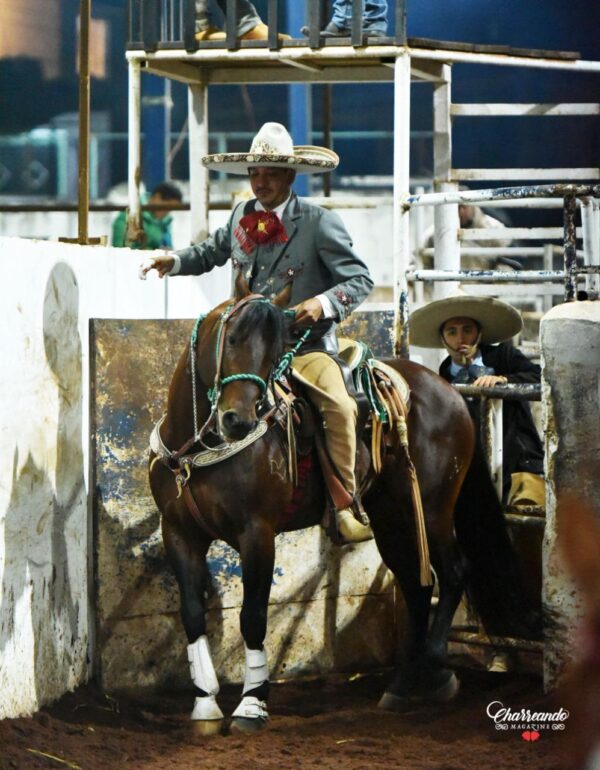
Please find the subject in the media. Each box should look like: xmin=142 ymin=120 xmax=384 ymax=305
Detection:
xmin=239 ymin=210 xmax=288 ymax=246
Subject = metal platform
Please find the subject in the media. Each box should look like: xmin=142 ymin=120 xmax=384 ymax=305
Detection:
xmin=127 ymin=38 xmax=599 ymax=87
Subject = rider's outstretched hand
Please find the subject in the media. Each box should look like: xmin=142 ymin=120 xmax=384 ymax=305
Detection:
xmin=138 ymin=254 xmax=176 ymax=280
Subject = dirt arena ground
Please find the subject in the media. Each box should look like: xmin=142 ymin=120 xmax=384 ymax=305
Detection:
xmin=0 ymin=661 xmax=569 ymax=770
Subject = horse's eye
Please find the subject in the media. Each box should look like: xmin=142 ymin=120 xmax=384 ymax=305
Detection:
xmin=227 ymin=334 xmax=237 ymax=346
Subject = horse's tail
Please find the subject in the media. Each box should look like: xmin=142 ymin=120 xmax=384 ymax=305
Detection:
xmin=454 ymin=441 xmax=542 ymax=640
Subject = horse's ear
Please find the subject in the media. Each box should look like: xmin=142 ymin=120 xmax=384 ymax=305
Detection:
xmin=272 ymin=281 xmax=293 ymax=308
xmin=234 ymin=270 xmax=251 ymax=301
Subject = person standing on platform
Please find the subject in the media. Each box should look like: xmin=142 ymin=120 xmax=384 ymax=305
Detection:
xmin=195 ymin=0 xmax=290 ymax=41
xmin=302 ymin=1 xmax=388 ymax=38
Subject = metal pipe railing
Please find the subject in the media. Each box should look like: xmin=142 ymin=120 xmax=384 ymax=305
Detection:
xmin=128 ymin=0 xmax=407 ymax=49
xmin=403 ymin=185 xmax=600 ymax=308
xmin=454 ymin=383 xmax=541 ymax=503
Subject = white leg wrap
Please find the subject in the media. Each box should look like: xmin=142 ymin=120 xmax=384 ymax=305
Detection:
xmin=243 ymin=644 xmax=269 ymax=694
xmin=187 ymin=635 xmax=219 ymax=696
xmin=190 ymin=695 xmax=224 ymax=721
xmin=232 ymin=695 xmax=269 ymax=721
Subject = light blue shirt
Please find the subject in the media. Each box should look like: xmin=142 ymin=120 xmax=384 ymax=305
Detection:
xmin=449 ymin=353 xmax=494 ymax=379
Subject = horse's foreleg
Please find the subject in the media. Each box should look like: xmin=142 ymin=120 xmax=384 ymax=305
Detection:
xmin=231 ymin=521 xmax=275 ymax=732
xmin=162 ymin=516 xmax=223 ymax=733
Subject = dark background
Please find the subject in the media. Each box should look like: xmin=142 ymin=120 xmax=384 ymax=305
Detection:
xmin=0 ymin=0 xmax=598 ymax=198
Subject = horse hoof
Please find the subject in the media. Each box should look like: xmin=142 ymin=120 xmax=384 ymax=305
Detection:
xmin=230 ymin=695 xmax=268 ymax=732
xmin=378 ymin=672 xmax=460 ymax=711
xmin=431 ymin=671 xmax=460 ymax=702
xmin=377 ymin=690 xmax=417 ymax=712
xmin=191 ymin=719 xmax=224 ymax=737
xmin=230 ymin=716 xmax=267 ymax=733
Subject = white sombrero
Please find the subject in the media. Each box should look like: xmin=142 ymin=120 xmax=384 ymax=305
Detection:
xmin=201 ymin=122 xmax=339 ymax=175
xmin=409 ymin=294 xmax=523 ymax=348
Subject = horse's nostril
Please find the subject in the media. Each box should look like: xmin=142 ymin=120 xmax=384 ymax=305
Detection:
xmin=221 ymin=410 xmax=254 ymax=440
xmin=222 ymin=410 xmax=240 ymax=430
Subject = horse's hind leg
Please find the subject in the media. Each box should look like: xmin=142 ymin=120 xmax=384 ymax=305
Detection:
xmin=370 ymin=488 xmax=461 ymax=709
xmin=162 ymin=515 xmax=223 ymax=734
xmin=427 ymin=534 xmax=466 ymax=665
xmin=369 ymin=490 xmax=438 ymax=707
xmin=231 ymin=521 xmax=275 ymax=733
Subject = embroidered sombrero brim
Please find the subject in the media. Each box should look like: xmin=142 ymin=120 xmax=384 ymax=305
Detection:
xmin=201 ymin=145 xmax=339 ymax=175
xmin=409 ymin=294 xmax=523 ymax=348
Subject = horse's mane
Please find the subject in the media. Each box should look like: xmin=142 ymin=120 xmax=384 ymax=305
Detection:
xmin=236 ymin=300 xmax=286 ymax=359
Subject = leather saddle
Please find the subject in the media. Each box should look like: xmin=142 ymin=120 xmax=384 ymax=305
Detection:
xmin=268 ymin=337 xmax=411 ymax=516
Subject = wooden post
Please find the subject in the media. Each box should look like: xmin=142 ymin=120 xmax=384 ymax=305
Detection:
xmin=60 ymin=0 xmax=105 ymax=244
xmin=78 ymin=0 xmax=91 ymax=244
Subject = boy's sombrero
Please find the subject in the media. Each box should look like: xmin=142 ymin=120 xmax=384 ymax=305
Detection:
xmin=410 ymin=294 xmax=523 ymax=348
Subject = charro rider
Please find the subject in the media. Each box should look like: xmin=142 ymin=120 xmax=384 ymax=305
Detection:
xmin=409 ymin=293 xmax=544 ymax=508
xmin=140 ymin=122 xmax=374 ymax=543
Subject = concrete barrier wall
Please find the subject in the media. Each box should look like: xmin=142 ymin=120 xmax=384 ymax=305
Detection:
xmin=0 ymin=236 xmax=228 ymax=718
xmin=541 ymin=300 xmax=600 ymax=689
xmin=0 ymin=204 xmax=395 ymax=288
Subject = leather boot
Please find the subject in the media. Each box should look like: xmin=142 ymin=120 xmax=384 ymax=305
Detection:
xmin=301 ymin=22 xmax=386 ymax=39
xmin=241 ymin=23 xmax=291 ymax=41
xmin=195 ymin=27 xmax=226 ymax=41
xmin=336 ymin=508 xmax=373 ymax=544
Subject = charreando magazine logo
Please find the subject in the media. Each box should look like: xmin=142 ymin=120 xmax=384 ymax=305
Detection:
xmin=486 ymin=700 xmax=569 ymax=742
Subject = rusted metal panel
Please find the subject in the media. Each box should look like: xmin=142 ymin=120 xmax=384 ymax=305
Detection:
xmin=91 ymin=318 xmax=397 ymax=693
xmin=339 ymin=309 xmax=394 ymax=357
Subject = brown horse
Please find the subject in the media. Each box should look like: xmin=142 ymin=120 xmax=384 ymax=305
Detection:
xmin=149 ymin=276 xmax=537 ymax=734
xmin=557 ymin=497 xmax=600 ymax=769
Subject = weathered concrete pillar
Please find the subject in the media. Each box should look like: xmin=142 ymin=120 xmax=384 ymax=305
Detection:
xmin=541 ymin=300 xmax=600 ymax=690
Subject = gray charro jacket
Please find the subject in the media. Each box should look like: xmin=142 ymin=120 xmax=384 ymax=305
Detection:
xmin=175 ymin=194 xmax=373 ymax=322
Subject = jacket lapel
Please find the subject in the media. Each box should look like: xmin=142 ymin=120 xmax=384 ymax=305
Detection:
xmin=262 ymin=194 xmax=299 ymax=276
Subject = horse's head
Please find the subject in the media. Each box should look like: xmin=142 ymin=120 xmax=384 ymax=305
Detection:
xmin=201 ymin=273 xmax=292 ymax=442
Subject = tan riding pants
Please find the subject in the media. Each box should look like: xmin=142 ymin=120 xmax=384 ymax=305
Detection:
xmin=292 ymin=351 xmax=358 ymax=498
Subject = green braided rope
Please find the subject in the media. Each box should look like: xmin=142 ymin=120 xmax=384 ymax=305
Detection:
xmin=221 ymin=373 xmax=267 ymax=391
xmin=190 ymin=312 xmax=207 ymax=346
xmin=207 ymin=373 xmax=267 ymax=405
xmin=192 ymin=301 xmax=307 ymax=409
xmin=273 ymin=328 xmax=311 ymax=381
xmin=360 ymin=362 xmax=388 ymax=423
